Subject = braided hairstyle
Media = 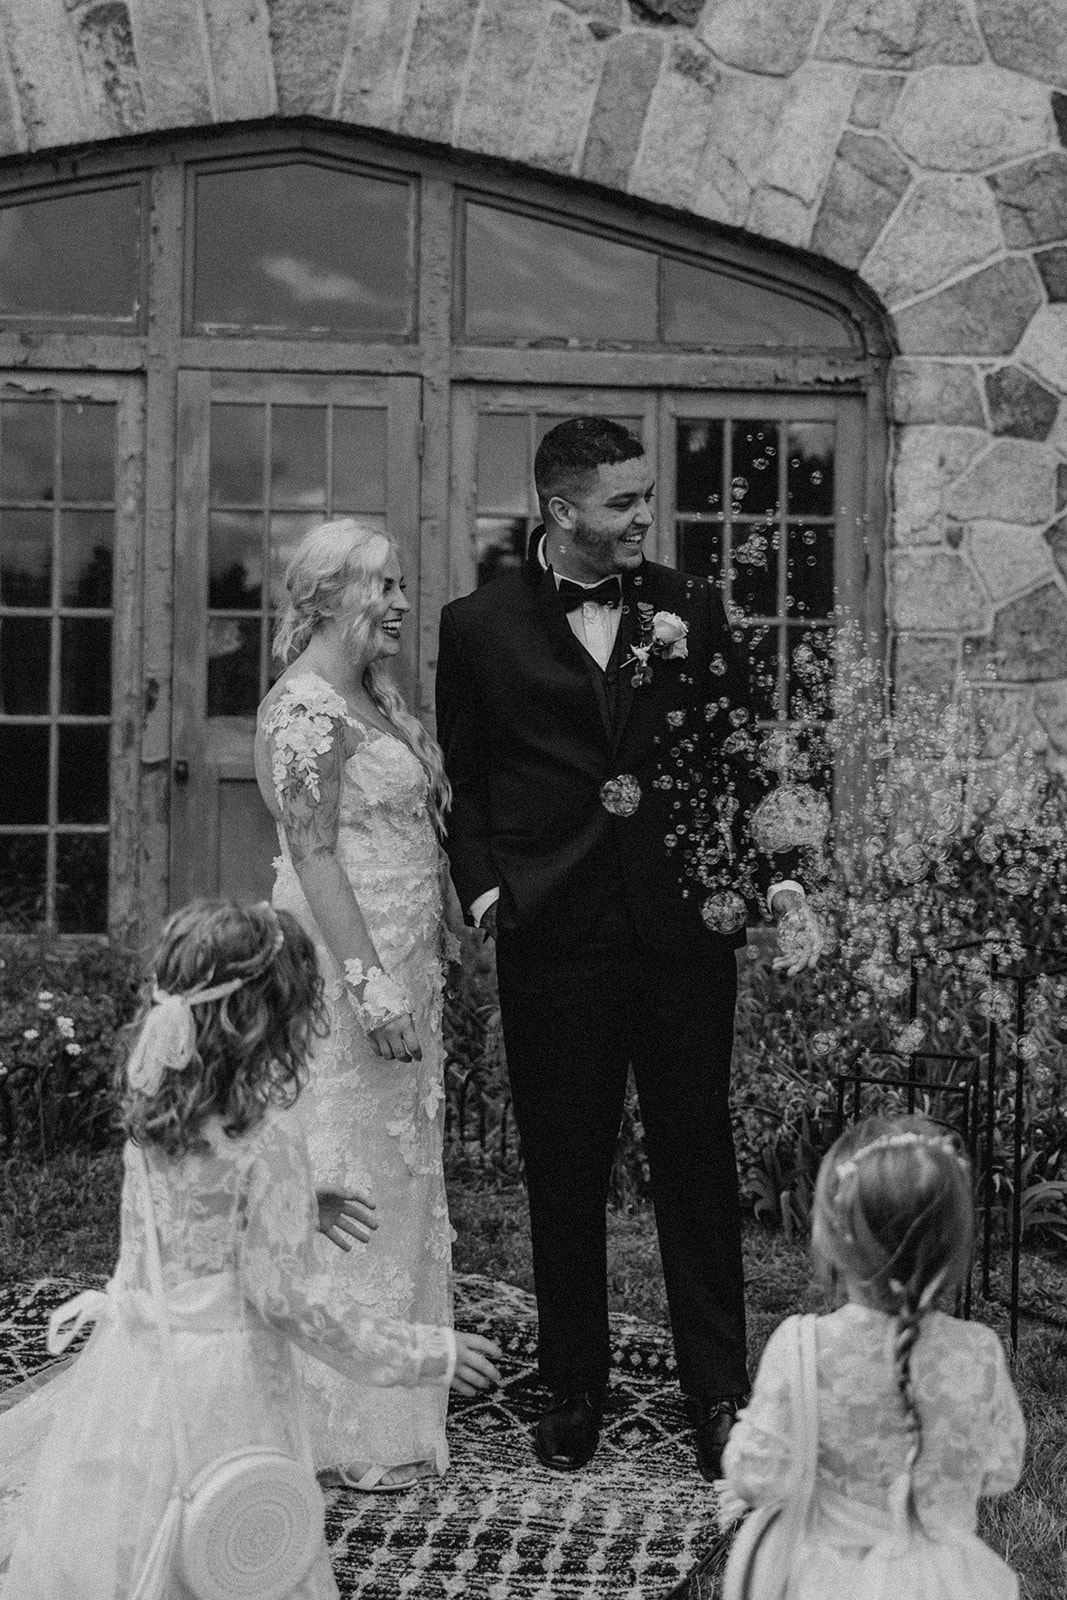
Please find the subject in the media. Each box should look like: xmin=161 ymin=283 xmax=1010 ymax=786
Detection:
xmin=811 ymin=1115 xmax=974 ymax=1532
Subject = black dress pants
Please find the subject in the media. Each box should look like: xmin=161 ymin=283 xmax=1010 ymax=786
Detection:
xmin=495 ymin=901 xmax=749 ymax=1402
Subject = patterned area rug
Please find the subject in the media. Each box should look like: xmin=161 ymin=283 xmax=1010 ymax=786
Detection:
xmin=0 ymin=1274 xmax=723 ymax=1598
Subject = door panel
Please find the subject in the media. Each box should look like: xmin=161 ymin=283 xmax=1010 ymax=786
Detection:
xmin=171 ymin=372 xmax=420 ymax=904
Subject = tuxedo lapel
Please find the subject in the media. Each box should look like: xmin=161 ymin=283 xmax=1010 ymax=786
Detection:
xmin=611 ymin=592 xmax=640 ymax=751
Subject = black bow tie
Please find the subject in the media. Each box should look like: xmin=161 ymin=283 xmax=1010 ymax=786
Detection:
xmin=557 ymin=575 xmax=622 ymax=612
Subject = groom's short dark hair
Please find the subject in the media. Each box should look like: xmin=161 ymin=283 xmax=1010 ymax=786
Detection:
xmin=534 ymin=416 xmax=645 ymax=504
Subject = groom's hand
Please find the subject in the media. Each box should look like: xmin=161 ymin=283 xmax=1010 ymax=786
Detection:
xmin=316 ymin=1187 xmax=378 ymax=1252
xmin=771 ymin=891 xmax=824 ymax=975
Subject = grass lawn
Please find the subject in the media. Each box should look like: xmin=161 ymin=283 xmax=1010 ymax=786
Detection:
xmin=3 ymin=1148 xmax=1066 ymax=1599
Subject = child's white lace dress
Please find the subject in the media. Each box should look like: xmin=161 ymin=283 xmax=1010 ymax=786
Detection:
xmin=0 ymin=1113 xmax=455 ymax=1600
xmin=266 ymin=672 xmax=453 ymax=1476
xmin=722 ymin=1306 xmax=1026 ymax=1600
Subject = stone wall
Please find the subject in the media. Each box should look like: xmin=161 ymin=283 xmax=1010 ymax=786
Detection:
xmin=2 ymin=0 xmax=1067 ymax=759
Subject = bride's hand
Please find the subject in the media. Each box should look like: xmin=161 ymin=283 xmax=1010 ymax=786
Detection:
xmin=315 ymin=1187 xmax=378 ymax=1251
xmin=368 ymin=1012 xmax=422 ymax=1063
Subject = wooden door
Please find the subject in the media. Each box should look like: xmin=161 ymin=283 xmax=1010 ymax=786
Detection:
xmin=170 ymin=372 xmax=420 ymax=904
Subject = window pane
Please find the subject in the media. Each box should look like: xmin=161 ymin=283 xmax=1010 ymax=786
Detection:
xmin=193 ymin=162 xmax=414 ymax=336
xmin=0 ymin=616 xmax=50 ymax=712
xmin=731 ymin=421 xmax=780 ymax=517
xmin=1 ymin=400 xmax=54 ymax=499
xmin=0 ymin=833 xmax=46 ymax=928
xmin=676 ymin=419 xmax=724 ymax=514
xmin=332 ymin=408 xmax=387 ymax=512
xmin=787 ymin=423 xmax=835 ymax=515
xmin=477 ymin=415 xmax=528 ymax=514
xmin=663 ymin=257 xmax=859 ymax=350
xmin=61 ymin=403 xmax=115 ymax=502
xmin=57 ymin=724 xmax=110 ymax=823
xmin=270 ymin=406 xmax=326 ymax=509
xmin=465 ymin=204 xmax=658 ymax=343
xmin=787 ymin=626 xmax=833 ymax=717
xmin=55 ymin=832 xmax=108 ymax=933
xmin=476 ymin=516 xmax=527 ymax=587
xmin=210 ymin=512 xmax=263 ymax=609
xmin=208 ymin=616 xmax=260 ymax=715
xmin=60 ymin=512 xmax=113 ymax=606
xmin=730 ymin=522 xmax=778 ymax=617
xmin=677 ymin=520 xmax=722 ymax=583
xmin=210 ymin=405 xmax=265 ymax=505
xmin=0 ymin=725 xmax=49 ymax=822
xmin=746 ymin=625 xmax=780 ymax=720
xmin=787 ymin=525 xmax=835 ymax=619
xmin=60 ymin=618 xmax=111 ymax=714
xmin=0 ymin=186 xmax=140 ymax=323
xmin=0 ymin=508 xmax=52 ymax=606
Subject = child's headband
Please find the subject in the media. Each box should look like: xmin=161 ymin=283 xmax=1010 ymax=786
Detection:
xmin=834 ymin=1129 xmax=967 ymax=1187
xmin=126 ymin=906 xmax=284 ymax=1095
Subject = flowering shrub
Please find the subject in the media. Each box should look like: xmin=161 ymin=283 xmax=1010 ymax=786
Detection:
xmin=0 ymin=937 xmax=142 ymax=1162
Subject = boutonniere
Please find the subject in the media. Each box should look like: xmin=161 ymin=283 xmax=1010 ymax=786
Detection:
xmin=625 ymin=604 xmax=689 ymax=687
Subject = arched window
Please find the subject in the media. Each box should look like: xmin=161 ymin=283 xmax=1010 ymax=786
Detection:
xmin=0 ymin=130 xmax=888 ymax=936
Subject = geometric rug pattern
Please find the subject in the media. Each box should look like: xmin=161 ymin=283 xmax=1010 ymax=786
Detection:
xmin=0 ymin=1273 xmax=723 ymax=1598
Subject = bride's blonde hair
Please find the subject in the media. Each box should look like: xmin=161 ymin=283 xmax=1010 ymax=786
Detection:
xmin=273 ymin=518 xmax=451 ymax=833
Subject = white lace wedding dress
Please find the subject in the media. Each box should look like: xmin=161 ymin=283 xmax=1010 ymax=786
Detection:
xmin=0 ymin=1112 xmax=455 ymax=1600
xmin=265 ymin=673 xmax=453 ymax=1477
xmin=722 ymin=1305 xmax=1027 ymax=1600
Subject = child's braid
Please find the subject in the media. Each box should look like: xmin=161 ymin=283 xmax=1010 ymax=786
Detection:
xmin=890 ymin=1279 xmax=925 ymax=1531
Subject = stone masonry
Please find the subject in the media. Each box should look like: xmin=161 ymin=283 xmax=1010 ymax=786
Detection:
xmin=1 ymin=0 xmax=1067 ymax=761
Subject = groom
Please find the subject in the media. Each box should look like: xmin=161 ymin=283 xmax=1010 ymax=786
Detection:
xmin=436 ymin=417 xmax=819 ymax=1478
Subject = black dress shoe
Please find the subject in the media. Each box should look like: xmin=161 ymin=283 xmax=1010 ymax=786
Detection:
xmin=684 ymin=1394 xmax=746 ymax=1482
xmin=534 ymin=1390 xmax=604 ymax=1471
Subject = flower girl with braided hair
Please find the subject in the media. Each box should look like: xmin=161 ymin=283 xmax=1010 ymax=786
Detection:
xmin=0 ymin=899 xmax=500 ymax=1600
xmin=720 ymin=1115 xmax=1026 ymax=1600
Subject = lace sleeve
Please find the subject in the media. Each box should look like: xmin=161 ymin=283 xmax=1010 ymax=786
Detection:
xmin=720 ymin=1317 xmax=797 ymax=1507
xmin=979 ymin=1334 xmax=1026 ymax=1496
xmin=261 ymin=674 xmax=355 ymax=866
xmin=239 ymin=1112 xmax=455 ymax=1387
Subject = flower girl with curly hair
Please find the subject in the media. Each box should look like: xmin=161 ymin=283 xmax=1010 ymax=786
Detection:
xmin=720 ymin=1115 xmax=1025 ymax=1600
xmin=0 ymin=899 xmax=499 ymax=1600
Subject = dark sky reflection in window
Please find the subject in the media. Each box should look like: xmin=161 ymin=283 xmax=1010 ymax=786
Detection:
xmin=787 ymin=525 xmax=834 ymax=618
xmin=209 ymin=512 xmax=263 ymax=609
xmin=731 ymin=421 xmax=780 ymax=517
xmin=194 ymin=164 xmax=414 ymax=336
xmin=0 ymin=510 xmax=51 ymax=606
xmin=60 ymin=512 xmax=113 ymax=607
xmin=477 ymin=415 xmax=528 ymax=514
xmin=676 ymin=420 xmax=724 ymax=514
xmin=465 ymin=206 xmax=657 ymax=343
xmin=270 ymin=407 xmax=327 ymax=507
xmin=0 ymin=617 xmax=49 ymax=712
xmin=210 ymin=406 xmax=265 ymax=506
xmin=663 ymin=259 xmax=858 ymax=351
xmin=332 ymin=409 xmax=387 ymax=512
xmin=1 ymin=402 xmax=54 ymax=501
xmin=0 ymin=186 xmax=140 ymax=323
xmin=787 ymin=423 xmax=835 ymax=515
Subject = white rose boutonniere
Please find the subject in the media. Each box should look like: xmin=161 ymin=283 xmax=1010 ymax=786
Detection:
xmin=652 ymin=611 xmax=688 ymax=658
xmin=626 ymin=603 xmax=690 ymax=685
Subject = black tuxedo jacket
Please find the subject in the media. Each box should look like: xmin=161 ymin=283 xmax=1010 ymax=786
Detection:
xmin=436 ymin=533 xmax=786 ymax=959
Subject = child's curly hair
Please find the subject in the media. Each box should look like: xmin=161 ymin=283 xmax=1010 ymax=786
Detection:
xmin=118 ymin=899 xmax=327 ymax=1158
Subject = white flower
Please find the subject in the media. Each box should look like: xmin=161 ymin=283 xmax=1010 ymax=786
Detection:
xmin=56 ymin=1015 xmax=75 ymax=1039
xmin=64 ymin=1043 xmax=82 ymax=1057
xmin=36 ymin=991 xmax=54 ymax=1010
xmin=22 ymin=1028 xmax=39 ymax=1042
xmin=651 ymin=611 xmax=688 ymax=658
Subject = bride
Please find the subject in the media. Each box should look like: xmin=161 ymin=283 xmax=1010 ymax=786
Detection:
xmin=255 ymin=518 xmax=454 ymax=1492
